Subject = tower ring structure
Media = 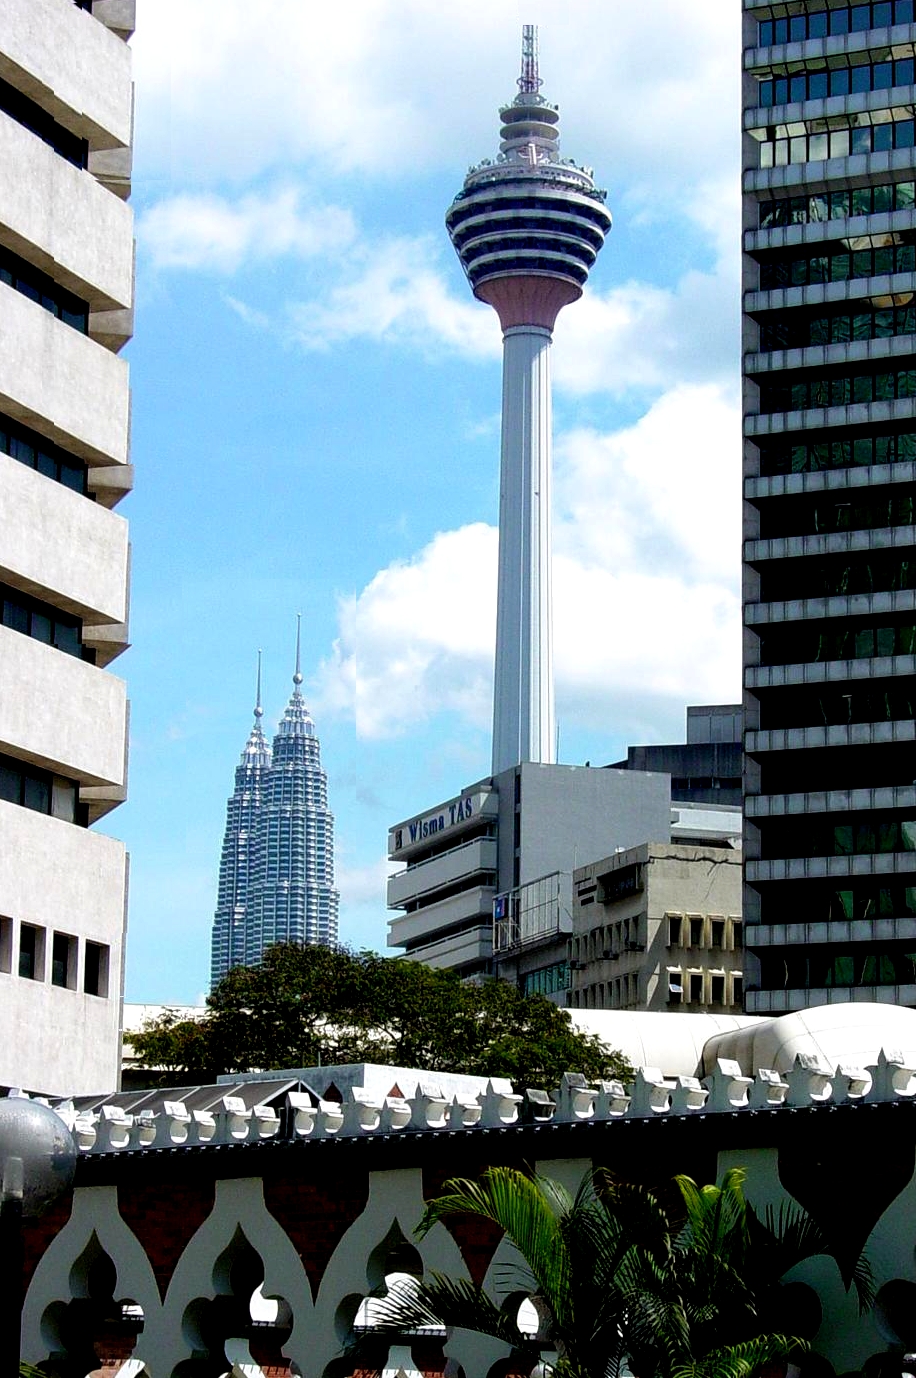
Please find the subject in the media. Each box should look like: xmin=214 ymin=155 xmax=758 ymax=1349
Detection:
xmin=446 ymin=26 xmax=611 ymax=775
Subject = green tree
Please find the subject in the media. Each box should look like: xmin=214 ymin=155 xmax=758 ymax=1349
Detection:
xmin=352 ymin=1165 xmax=869 ymax=1378
xmin=128 ymin=943 xmax=628 ymax=1087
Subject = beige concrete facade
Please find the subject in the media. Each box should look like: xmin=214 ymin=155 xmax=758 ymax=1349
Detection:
xmin=0 ymin=0 xmax=133 ymax=1095
xmin=570 ymin=843 xmax=744 ymax=1013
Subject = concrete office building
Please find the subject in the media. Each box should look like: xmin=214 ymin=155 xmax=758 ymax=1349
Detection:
xmin=494 ymin=800 xmax=742 ymax=1004
xmin=388 ymin=764 xmax=670 ymax=980
xmin=569 ymin=841 xmax=743 ymax=1013
xmin=388 ymin=746 xmax=742 ymax=988
xmin=446 ymin=26 xmax=611 ymax=775
xmin=0 ymin=0 xmax=135 ymax=1093
xmin=610 ymin=704 xmax=744 ymax=808
xmin=742 ymin=0 xmax=916 ymax=1010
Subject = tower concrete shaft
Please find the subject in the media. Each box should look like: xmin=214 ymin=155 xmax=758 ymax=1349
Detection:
xmin=446 ymin=25 xmax=611 ymax=774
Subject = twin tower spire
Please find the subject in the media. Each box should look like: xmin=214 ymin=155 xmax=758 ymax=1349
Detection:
xmin=210 ymin=620 xmax=339 ymax=987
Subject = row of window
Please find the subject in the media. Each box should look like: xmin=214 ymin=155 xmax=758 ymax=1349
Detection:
xmin=759 ymin=116 xmax=916 ymax=170
xmin=760 ymin=685 xmax=916 ymax=728
xmin=759 ymin=239 xmax=916 ymax=290
xmin=756 ymin=57 xmax=916 ymax=110
xmin=760 ymin=365 xmax=916 ymax=412
xmin=759 ymin=178 xmax=916 ymax=227
xmin=756 ymin=884 xmax=916 ymax=922
xmin=1 ymin=583 xmax=86 ymax=660
xmin=667 ymin=914 xmax=743 ymax=950
xmin=761 ymin=619 xmax=916 ymax=664
xmin=0 ymin=75 xmax=88 ymax=169
xmin=758 ymin=945 xmax=916 ymax=990
xmin=758 ymin=429 xmax=916 ymax=475
xmin=0 ymin=751 xmax=82 ymax=825
xmin=521 ymin=961 xmax=569 ymax=998
xmin=761 ymin=815 xmax=916 ymax=859
xmin=759 ymin=302 xmax=916 ymax=352
xmin=1 ymin=917 xmax=108 ymax=996
xmin=759 ymin=490 xmax=915 ymax=537
xmin=759 ymin=553 xmax=916 ymax=601
xmin=758 ymin=2 xmax=914 ymax=45
xmin=0 ymin=412 xmax=89 ymax=495
xmin=667 ymin=970 xmax=744 ymax=1008
xmin=0 ymin=245 xmax=88 ymax=333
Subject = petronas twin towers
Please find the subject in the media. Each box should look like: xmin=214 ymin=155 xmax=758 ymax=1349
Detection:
xmin=210 ymin=631 xmax=339 ymax=987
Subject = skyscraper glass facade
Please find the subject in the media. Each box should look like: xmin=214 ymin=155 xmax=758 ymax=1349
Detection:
xmin=210 ymin=665 xmax=339 ymax=987
xmin=742 ymin=0 xmax=916 ymax=1010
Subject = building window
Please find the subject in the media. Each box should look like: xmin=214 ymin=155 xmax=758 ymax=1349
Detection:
xmin=0 ymin=75 xmax=89 ymax=169
xmin=755 ymin=56 xmax=915 ymax=110
xmin=0 ymin=917 xmax=10 ymax=974
xmin=667 ymin=969 xmax=683 ymax=1004
xmin=51 ymin=932 xmax=77 ymax=989
xmin=599 ymin=862 xmax=642 ymax=903
xmin=0 ymin=246 xmax=89 ymax=334
xmin=84 ymin=941 xmax=109 ymax=998
xmin=759 ymin=241 xmax=916 ymax=294
xmin=1 ymin=583 xmax=87 ymax=660
xmin=761 ymin=366 xmax=916 ymax=416
xmin=0 ymin=411 xmax=89 ymax=495
xmin=710 ymin=973 xmax=726 ymax=1005
xmin=759 ymin=1 xmax=912 ymax=47
xmin=758 ymin=116 xmax=916 ymax=171
xmin=522 ymin=961 xmax=569 ymax=998
xmin=759 ymin=179 xmax=915 ymax=230
xmin=688 ymin=972 xmax=704 ymax=1004
xmin=689 ymin=916 xmax=704 ymax=947
xmin=0 ymin=752 xmax=83 ymax=825
xmin=19 ymin=924 xmax=45 ymax=981
xmin=732 ymin=920 xmax=743 ymax=950
xmin=759 ymin=430 xmax=916 ymax=479
xmin=732 ymin=974 xmax=744 ymax=1005
xmin=667 ymin=914 xmax=682 ymax=946
xmin=759 ymin=302 xmax=916 ymax=354
xmin=710 ymin=919 xmax=725 ymax=949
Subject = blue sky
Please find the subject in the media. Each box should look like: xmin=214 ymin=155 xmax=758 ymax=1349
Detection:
xmin=120 ymin=2 xmax=743 ymax=1002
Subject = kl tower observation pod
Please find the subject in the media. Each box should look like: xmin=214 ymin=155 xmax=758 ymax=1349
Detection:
xmin=446 ymin=25 xmax=611 ymax=776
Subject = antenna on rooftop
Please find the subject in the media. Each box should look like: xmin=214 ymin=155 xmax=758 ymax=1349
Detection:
xmin=518 ymin=24 xmax=542 ymax=95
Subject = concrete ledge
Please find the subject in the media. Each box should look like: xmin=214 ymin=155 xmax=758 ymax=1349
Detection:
xmin=0 ymin=0 xmax=131 ymax=149
xmin=0 ymin=113 xmax=132 ymax=309
xmin=0 ymin=281 xmax=129 ymax=465
xmin=0 ymin=624 xmax=126 ymax=787
xmin=0 ymin=451 xmax=128 ymax=623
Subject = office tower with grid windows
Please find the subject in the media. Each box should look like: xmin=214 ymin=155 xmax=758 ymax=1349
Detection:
xmin=211 ymin=632 xmax=339 ymax=984
xmin=743 ymin=0 xmax=916 ymax=1010
xmin=0 ymin=0 xmax=135 ymax=1093
xmin=446 ymin=25 xmax=611 ymax=777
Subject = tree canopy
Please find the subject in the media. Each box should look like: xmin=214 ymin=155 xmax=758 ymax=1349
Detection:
xmin=129 ymin=943 xmax=630 ymax=1088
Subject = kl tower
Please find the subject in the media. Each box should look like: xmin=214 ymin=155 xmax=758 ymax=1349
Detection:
xmin=447 ymin=25 xmax=611 ymax=776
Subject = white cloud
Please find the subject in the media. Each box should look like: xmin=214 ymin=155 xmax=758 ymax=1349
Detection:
xmin=315 ymin=524 xmax=497 ymax=739
xmin=336 ymin=856 xmax=396 ymax=907
xmin=132 ymin=2 xmax=738 ymax=226
xmin=223 ymin=294 xmax=270 ymax=329
xmin=287 ymin=235 xmax=496 ymax=358
xmin=138 ymin=185 xmax=356 ymax=272
xmin=315 ymin=384 xmax=741 ymax=744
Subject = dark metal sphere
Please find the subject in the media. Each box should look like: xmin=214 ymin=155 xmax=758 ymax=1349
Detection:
xmin=0 ymin=1098 xmax=77 ymax=1218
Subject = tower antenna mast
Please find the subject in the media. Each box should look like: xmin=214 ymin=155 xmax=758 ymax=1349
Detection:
xmin=518 ymin=24 xmax=542 ymax=95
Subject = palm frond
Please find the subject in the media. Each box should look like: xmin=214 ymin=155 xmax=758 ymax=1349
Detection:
xmin=671 ymin=1332 xmax=806 ymax=1378
xmin=417 ymin=1168 xmax=573 ymax=1326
